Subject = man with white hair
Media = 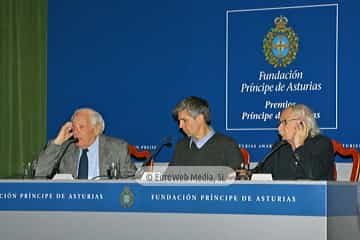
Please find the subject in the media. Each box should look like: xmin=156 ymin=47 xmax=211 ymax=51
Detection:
xmin=258 ymin=104 xmax=334 ymax=180
xmin=35 ymin=108 xmax=136 ymax=179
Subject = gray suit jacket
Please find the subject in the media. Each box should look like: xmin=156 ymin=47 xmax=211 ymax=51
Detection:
xmin=35 ymin=135 xmax=136 ymax=179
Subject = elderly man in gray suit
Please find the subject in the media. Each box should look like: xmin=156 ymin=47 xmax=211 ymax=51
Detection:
xmin=35 ymin=108 xmax=136 ymax=179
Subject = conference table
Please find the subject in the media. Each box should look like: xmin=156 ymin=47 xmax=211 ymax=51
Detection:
xmin=0 ymin=179 xmax=359 ymax=240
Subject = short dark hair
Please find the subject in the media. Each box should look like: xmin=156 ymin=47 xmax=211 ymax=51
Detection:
xmin=172 ymin=96 xmax=211 ymax=124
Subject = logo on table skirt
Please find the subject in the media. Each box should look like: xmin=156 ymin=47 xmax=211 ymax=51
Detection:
xmin=263 ymin=16 xmax=299 ymax=67
xmin=119 ymin=186 xmax=134 ymax=208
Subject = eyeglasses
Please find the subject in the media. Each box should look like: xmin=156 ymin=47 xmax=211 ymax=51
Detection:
xmin=279 ymin=118 xmax=299 ymax=126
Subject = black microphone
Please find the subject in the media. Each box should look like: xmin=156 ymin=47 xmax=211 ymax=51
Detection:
xmin=252 ymin=140 xmax=288 ymax=174
xmin=142 ymin=136 xmax=173 ymax=167
xmin=47 ymin=137 xmax=78 ymax=179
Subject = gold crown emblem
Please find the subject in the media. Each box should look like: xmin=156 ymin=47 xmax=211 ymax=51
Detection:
xmin=274 ymin=16 xmax=288 ymax=29
xmin=263 ymin=16 xmax=299 ymax=68
xmin=119 ymin=186 xmax=134 ymax=208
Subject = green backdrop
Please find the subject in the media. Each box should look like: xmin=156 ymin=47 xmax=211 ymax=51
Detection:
xmin=0 ymin=0 xmax=47 ymax=178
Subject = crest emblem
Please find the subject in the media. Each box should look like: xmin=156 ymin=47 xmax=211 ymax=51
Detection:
xmin=119 ymin=186 xmax=134 ymax=208
xmin=263 ymin=16 xmax=299 ymax=67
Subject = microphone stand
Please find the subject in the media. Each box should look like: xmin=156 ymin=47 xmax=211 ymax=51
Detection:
xmin=135 ymin=137 xmax=172 ymax=178
xmin=142 ymin=137 xmax=172 ymax=167
xmin=47 ymin=138 xmax=78 ymax=179
xmin=250 ymin=140 xmax=288 ymax=176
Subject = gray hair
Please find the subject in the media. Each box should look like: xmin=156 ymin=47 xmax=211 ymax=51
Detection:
xmin=287 ymin=104 xmax=320 ymax=138
xmin=72 ymin=108 xmax=105 ymax=133
xmin=172 ymin=96 xmax=211 ymax=124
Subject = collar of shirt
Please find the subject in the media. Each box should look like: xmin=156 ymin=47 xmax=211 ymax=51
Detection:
xmin=87 ymin=136 xmax=99 ymax=153
xmin=189 ymin=127 xmax=215 ymax=149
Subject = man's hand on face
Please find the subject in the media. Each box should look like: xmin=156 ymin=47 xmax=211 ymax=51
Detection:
xmin=54 ymin=122 xmax=74 ymax=145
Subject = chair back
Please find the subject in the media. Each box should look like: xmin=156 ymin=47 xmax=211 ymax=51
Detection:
xmin=128 ymin=144 xmax=153 ymax=167
xmin=332 ymin=140 xmax=360 ymax=182
xmin=239 ymin=147 xmax=250 ymax=166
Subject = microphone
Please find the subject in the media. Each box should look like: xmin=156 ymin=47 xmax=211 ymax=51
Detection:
xmin=135 ymin=136 xmax=172 ymax=179
xmin=23 ymin=160 xmax=37 ymax=179
xmin=142 ymin=136 xmax=173 ymax=167
xmin=47 ymin=137 xmax=78 ymax=179
xmin=251 ymin=140 xmax=288 ymax=174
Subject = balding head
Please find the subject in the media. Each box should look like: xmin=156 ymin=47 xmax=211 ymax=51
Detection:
xmin=71 ymin=108 xmax=105 ymax=148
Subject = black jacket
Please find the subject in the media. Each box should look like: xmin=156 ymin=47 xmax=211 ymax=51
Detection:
xmin=261 ymin=135 xmax=334 ymax=180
